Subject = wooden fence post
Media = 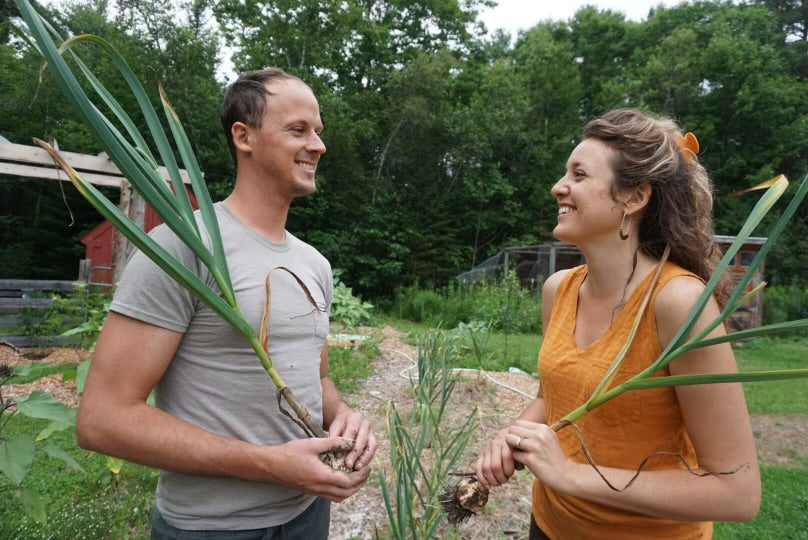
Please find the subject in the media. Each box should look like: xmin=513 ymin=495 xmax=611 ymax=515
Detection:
xmin=111 ymin=181 xmax=146 ymax=284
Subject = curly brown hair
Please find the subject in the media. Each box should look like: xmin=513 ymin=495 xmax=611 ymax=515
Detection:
xmin=582 ymin=108 xmax=730 ymax=307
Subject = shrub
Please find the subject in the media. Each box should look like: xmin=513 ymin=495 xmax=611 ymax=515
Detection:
xmin=331 ymin=269 xmax=375 ymax=329
xmin=391 ymin=272 xmax=541 ymax=334
xmin=763 ymin=282 xmax=808 ymax=327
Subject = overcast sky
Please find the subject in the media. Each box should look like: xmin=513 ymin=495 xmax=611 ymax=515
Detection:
xmin=480 ymin=0 xmax=687 ymax=35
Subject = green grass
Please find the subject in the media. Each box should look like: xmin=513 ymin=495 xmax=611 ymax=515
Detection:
xmin=719 ymin=336 xmax=808 ymax=539
xmin=0 ymin=418 xmax=157 ymax=539
xmin=328 ymin=338 xmax=378 ymax=394
xmin=715 ymin=467 xmax=808 ymax=540
xmin=734 ymin=335 xmax=808 ymax=414
xmin=382 ymin=316 xmax=542 ymax=374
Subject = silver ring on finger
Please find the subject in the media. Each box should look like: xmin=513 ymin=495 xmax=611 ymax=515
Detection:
xmin=516 ymin=436 xmax=523 ymax=449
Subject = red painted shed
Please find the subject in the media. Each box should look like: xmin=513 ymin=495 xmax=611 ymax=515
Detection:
xmin=80 ymin=188 xmax=199 ymax=285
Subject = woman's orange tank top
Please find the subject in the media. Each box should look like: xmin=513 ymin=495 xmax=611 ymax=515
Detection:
xmin=532 ymin=262 xmax=712 ymax=539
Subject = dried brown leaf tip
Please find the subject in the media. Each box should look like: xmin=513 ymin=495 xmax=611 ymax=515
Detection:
xmin=439 ymin=474 xmax=489 ymax=524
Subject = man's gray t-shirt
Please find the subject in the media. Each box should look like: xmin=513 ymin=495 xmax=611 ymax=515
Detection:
xmin=110 ymin=202 xmax=332 ymax=530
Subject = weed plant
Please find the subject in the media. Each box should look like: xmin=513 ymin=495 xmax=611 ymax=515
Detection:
xmin=331 ymin=269 xmax=375 ymax=330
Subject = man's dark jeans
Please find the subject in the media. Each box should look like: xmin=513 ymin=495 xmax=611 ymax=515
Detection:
xmin=151 ymin=497 xmax=330 ymax=540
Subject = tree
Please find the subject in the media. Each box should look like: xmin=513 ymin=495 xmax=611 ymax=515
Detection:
xmin=212 ymin=0 xmax=490 ymax=93
xmin=562 ymin=6 xmax=636 ymax=119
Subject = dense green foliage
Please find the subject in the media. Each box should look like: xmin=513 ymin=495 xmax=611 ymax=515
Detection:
xmin=2 ymin=0 xmax=806 ymax=300
xmin=763 ymin=282 xmax=808 ymax=326
xmin=330 ymin=269 xmax=375 ymax=329
xmin=391 ymin=271 xmax=542 ymax=334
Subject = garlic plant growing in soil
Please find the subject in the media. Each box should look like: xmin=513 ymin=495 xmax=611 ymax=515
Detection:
xmin=442 ymin=174 xmax=808 ymax=523
xmin=12 ymin=0 xmax=349 ymax=467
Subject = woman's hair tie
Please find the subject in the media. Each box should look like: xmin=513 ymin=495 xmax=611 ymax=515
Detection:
xmin=674 ymin=131 xmax=699 ymax=164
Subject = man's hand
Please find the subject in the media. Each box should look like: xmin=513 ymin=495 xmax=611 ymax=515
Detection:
xmin=265 ymin=436 xmax=372 ymax=502
xmin=327 ymin=408 xmax=377 ymax=472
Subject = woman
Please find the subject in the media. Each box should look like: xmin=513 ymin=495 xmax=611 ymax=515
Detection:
xmin=475 ymin=109 xmax=760 ymax=539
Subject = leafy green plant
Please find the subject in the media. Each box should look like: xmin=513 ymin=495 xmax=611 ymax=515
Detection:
xmin=378 ymin=330 xmax=478 ymax=539
xmin=0 ymin=363 xmax=84 ymax=524
xmin=331 ymin=269 xmax=374 ymax=329
xmin=19 ymin=284 xmax=111 ymax=349
xmin=57 ymin=285 xmax=111 ymax=350
xmin=0 ymin=415 xmax=157 ymax=538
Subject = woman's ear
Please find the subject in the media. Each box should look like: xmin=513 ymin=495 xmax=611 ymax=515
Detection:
xmin=626 ymin=182 xmax=652 ymax=214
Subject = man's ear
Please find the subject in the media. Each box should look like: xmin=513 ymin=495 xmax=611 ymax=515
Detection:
xmin=626 ymin=182 xmax=652 ymax=214
xmin=231 ymin=122 xmax=252 ymax=155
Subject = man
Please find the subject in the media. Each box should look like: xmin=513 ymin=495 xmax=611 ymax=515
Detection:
xmin=77 ymin=68 xmax=376 ymax=539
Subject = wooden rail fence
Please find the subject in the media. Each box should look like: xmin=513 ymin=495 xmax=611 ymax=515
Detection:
xmin=0 ymin=279 xmax=80 ymax=348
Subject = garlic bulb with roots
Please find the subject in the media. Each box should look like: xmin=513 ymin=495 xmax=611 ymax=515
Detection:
xmin=439 ymin=474 xmax=490 ymax=524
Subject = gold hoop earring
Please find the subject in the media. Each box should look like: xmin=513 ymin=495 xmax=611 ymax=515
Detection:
xmin=619 ymin=211 xmax=630 ymax=240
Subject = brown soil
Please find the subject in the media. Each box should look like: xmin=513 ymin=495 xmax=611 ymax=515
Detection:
xmin=1 ymin=343 xmax=84 ymax=408
xmin=2 ymin=329 xmax=806 ymax=539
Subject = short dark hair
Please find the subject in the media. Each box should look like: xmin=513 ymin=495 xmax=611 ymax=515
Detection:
xmin=220 ymin=68 xmax=304 ymax=167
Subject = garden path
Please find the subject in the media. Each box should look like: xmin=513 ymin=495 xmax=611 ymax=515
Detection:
xmin=328 ymin=325 xmax=539 ymax=539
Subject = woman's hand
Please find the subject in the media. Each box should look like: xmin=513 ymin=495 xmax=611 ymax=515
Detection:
xmin=506 ymin=420 xmax=579 ymax=494
xmin=475 ymin=427 xmax=519 ymax=489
